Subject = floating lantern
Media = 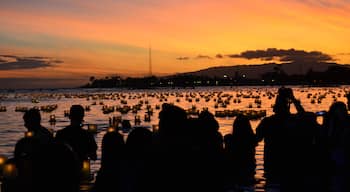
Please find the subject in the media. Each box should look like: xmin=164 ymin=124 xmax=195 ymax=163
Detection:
xmin=49 ymin=114 xmax=56 ymax=124
xmin=3 ymin=162 xmax=17 ymax=179
xmin=64 ymin=110 xmax=70 ymax=117
xmin=0 ymin=155 xmax=8 ymax=175
xmin=107 ymin=127 xmax=115 ymax=133
xmin=113 ymin=116 xmax=122 ymax=127
xmin=87 ymin=124 xmax=97 ymax=134
xmin=152 ymin=124 xmax=159 ymax=132
xmin=24 ymin=131 xmax=34 ymax=138
xmin=144 ymin=114 xmax=151 ymax=122
xmin=134 ymin=115 xmax=141 ymax=125
xmin=81 ymin=159 xmax=91 ymax=181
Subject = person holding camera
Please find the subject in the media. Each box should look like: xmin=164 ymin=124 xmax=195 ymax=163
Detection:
xmin=256 ymin=87 xmax=318 ymax=191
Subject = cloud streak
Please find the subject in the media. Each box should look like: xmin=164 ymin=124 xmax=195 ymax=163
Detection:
xmin=176 ymin=57 xmax=190 ymax=60
xmin=0 ymin=55 xmax=63 ymax=70
xmin=216 ymin=54 xmax=224 ymax=59
xmin=195 ymin=55 xmax=212 ymax=59
xmin=226 ymin=48 xmax=333 ymax=63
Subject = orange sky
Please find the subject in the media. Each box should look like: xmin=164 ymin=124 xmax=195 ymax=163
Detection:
xmin=0 ymin=0 xmax=350 ymax=88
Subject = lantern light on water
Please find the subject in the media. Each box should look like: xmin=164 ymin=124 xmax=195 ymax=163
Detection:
xmin=81 ymin=159 xmax=91 ymax=181
xmin=0 ymin=155 xmax=8 ymax=175
xmin=49 ymin=115 xmax=56 ymax=124
xmin=3 ymin=162 xmax=17 ymax=179
xmin=152 ymin=124 xmax=159 ymax=132
xmin=88 ymin=124 xmax=97 ymax=133
xmin=0 ymin=156 xmax=7 ymax=166
xmin=25 ymin=131 xmax=34 ymax=138
xmin=107 ymin=127 xmax=115 ymax=133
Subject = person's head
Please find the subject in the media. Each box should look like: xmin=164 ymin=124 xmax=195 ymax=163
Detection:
xmin=328 ymin=102 xmax=348 ymax=121
xmin=69 ymin=105 xmax=85 ymax=123
xmin=232 ymin=114 xmax=253 ymax=136
xmin=273 ymin=87 xmax=292 ymax=115
xmin=198 ymin=110 xmax=219 ymax=132
xmin=158 ymin=103 xmax=187 ymax=134
xmin=101 ymin=131 xmax=124 ymax=168
xmin=278 ymin=87 xmax=293 ymax=100
xmin=23 ymin=108 xmax=41 ymax=130
xmin=126 ymin=127 xmax=152 ymax=152
xmin=122 ymin=120 xmax=131 ymax=129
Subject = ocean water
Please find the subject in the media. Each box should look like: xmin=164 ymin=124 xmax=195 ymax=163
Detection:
xmin=0 ymin=85 xmax=348 ymax=190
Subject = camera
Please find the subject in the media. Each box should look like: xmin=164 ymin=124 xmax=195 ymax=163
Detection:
xmin=315 ymin=110 xmax=327 ymax=116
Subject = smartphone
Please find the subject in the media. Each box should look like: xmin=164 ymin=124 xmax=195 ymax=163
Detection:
xmin=315 ymin=111 xmax=327 ymax=116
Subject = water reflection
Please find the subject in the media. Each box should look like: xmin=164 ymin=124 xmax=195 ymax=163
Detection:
xmin=0 ymin=86 xmax=349 ymax=191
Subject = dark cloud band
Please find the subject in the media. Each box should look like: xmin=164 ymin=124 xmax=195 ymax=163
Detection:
xmin=176 ymin=57 xmax=190 ymax=60
xmin=0 ymin=54 xmax=63 ymax=70
xmin=226 ymin=48 xmax=333 ymax=63
xmin=195 ymin=55 xmax=212 ymax=59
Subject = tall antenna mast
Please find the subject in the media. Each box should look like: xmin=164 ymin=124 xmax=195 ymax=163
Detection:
xmin=149 ymin=45 xmax=152 ymax=77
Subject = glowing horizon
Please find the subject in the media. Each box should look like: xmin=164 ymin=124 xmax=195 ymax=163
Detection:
xmin=1 ymin=0 xmax=350 ymax=88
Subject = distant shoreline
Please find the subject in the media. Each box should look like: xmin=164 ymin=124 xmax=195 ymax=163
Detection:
xmin=0 ymin=84 xmax=346 ymax=93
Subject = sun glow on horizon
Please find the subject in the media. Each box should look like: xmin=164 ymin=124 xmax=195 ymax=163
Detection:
xmin=0 ymin=0 xmax=350 ymax=88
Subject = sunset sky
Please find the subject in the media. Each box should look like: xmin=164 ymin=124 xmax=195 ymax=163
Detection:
xmin=1 ymin=0 xmax=350 ymax=88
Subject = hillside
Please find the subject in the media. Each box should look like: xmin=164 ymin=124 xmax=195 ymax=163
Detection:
xmin=182 ymin=62 xmax=342 ymax=79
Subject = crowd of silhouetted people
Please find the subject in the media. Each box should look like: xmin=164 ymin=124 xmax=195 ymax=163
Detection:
xmin=2 ymin=87 xmax=350 ymax=192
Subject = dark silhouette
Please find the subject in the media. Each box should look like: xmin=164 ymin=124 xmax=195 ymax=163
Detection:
xmin=322 ymin=102 xmax=350 ymax=192
xmin=256 ymin=87 xmax=305 ymax=190
xmin=11 ymin=109 xmax=54 ymax=192
xmin=224 ymin=114 xmax=257 ymax=191
xmin=13 ymin=137 xmax=40 ymax=192
xmin=92 ymin=130 xmax=125 ymax=192
xmin=124 ymin=127 xmax=153 ymax=192
xmin=152 ymin=103 xmax=191 ymax=192
xmin=121 ymin=119 xmax=132 ymax=133
xmin=12 ymin=122 xmax=80 ymax=192
xmin=197 ymin=110 xmax=224 ymax=152
xmin=55 ymin=105 xmax=97 ymax=168
xmin=195 ymin=110 xmax=225 ymax=192
xmin=22 ymin=108 xmax=54 ymax=144
xmin=30 ymin=141 xmax=81 ymax=192
xmin=346 ymin=93 xmax=350 ymax=111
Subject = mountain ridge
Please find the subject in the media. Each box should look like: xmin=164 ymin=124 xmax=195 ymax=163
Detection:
xmin=180 ymin=62 xmax=346 ymax=79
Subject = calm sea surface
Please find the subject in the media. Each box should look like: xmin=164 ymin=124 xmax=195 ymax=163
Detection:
xmin=1 ymin=86 xmax=349 ymax=190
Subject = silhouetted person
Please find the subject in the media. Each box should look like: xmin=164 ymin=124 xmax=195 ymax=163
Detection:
xmin=22 ymin=108 xmax=53 ymax=144
xmin=322 ymin=102 xmax=350 ymax=192
xmin=196 ymin=110 xmax=225 ymax=192
xmin=55 ymin=105 xmax=97 ymax=168
xmin=12 ymin=109 xmax=54 ymax=192
xmin=13 ymin=139 xmax=80 ymax=192
xmin=152 ymin=103 xmax=190 ymax=192
xmin=198 ymin=110 xmax=224 ymax=152
xmin=124 ymin=127 xmax=153 ymax=192
xmin=256 ymin=87 xmax=305 ymax=191
xmin=224 ymin=114 xmax=256 ymax=191
xmin=121 ymin=119 xmax=132 ymax=133
xmin=32 ymin=141 xmax=81 ymax=192
xmin=92 ymin=130 xmax=125 ymax=192
xmin=13 ymin=137 xmax=40 ymax=192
